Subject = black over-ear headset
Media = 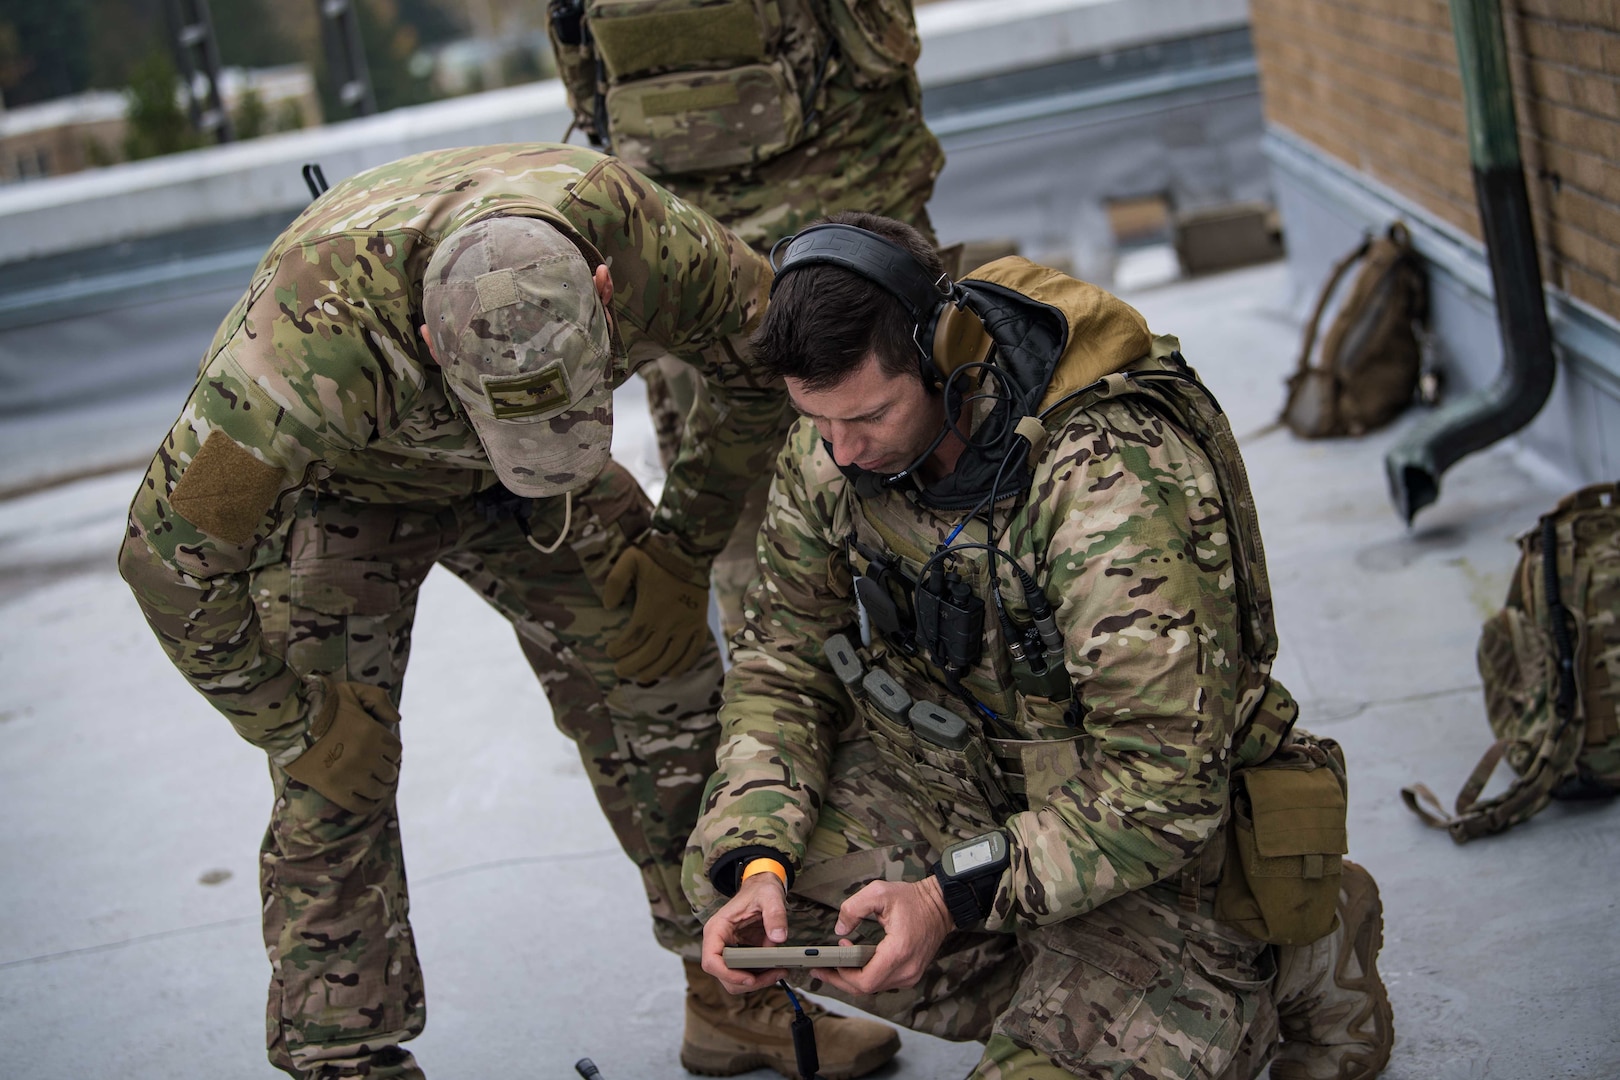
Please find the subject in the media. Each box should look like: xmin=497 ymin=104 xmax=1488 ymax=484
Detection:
xmin=770 ymin=223 xmax=993 ymax=391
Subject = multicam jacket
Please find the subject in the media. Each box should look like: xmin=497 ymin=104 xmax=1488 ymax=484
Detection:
xmin=688 ymin=259 xmax=1294 ymax=932
xmin=120 ymin=143 xmax=781 ymax=760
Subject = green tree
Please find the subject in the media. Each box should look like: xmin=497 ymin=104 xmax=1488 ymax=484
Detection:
xmin=123 ymin=50 xmax=200 ymax=159
xmin=273 ymin=97 xmax=306 ymax=132
xmin=233 ymin=85 xmax=268 ymax=138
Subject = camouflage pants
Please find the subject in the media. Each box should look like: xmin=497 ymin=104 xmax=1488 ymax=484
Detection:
xmin=761 ymin=739 xmax=1276 ymax=1079
xmin=253 ymin=462 xmax=722 ymax=1078
xmin=641 ymin=354 xmax=787 ymax=643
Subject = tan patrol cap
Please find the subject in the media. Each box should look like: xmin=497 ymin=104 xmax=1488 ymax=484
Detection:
xmin=423 ymin=215 xmax=614 ymax=498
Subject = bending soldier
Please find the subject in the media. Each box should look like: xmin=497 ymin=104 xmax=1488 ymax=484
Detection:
xmin=548 ymin=0 xmax=944 ymax=650
xmin=686 ymin=213 xmax=1397 ymax=1080
xmin=117 ymin=143 xmax=894 ymax=1079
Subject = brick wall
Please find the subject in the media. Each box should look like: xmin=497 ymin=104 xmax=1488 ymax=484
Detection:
xmin=1250 ymin=0 xmax=1620 ymax=320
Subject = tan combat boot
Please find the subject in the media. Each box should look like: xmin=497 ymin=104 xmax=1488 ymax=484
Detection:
xmin=1270 ymin=860 xmax=1395 ymax=1080
xmin=680 ymin=960 xmax=901 ymax=1080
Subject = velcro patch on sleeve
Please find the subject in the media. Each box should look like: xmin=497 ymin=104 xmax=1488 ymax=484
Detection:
xmin=170 ymin=430 xmax=287 ymax=545
xmin=483 ymin=361 xmax=571 ymax=420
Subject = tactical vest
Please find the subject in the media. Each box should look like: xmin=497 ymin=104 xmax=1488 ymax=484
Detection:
xmin=829 ymin=341 xmax=1295 ymax=843
xmin=548 ymin=0 xmax=830 ymax=175
xmin=547 ymin=0 xmax=922 ymax=175
xmin=826 ymin=262 xmax=1345 ymax=939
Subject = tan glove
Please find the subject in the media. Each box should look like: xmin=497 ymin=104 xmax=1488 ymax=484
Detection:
xmin=283 ymin=681 xmax=403 ymax=813
xmin=603 ymin=532 xmax=712 ymax=680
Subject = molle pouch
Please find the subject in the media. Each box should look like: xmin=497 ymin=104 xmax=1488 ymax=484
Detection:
xmin=857 ymin=667 xmax=923 ymax=788
xmin=587 ymin=0 xmax=803 ymax=173
xmin=909 ymin=701 xmax=1013 ymax=828
xmin=987 ymin=734 xmax=1084 ymax=814
xmin=824 ymin=0 xmax=920 ymax=88
xmin=1214 ymin=734 xmax=1348 ymax=945
xmin=1014 ymin=689 xmax=1080 ymax=740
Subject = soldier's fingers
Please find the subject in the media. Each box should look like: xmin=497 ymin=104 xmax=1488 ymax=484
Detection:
xmin=816 ymin=966 xmax=873 ymax=997
xmin=604 ymin=619 xmax=654 ymax=660
xmin=601 ymin=550 xmax=639 ymax=610
xmin=352 ymin=683 xmax=401 ymax=723
xmin=834 ymin=882 xmax=889 ymax=936
xmin=661 ymin=631 xmax=707 ymax=679
xmin=755 ymin=882 xmax=790 ymax=944
xmin=371 ymin=758 xmax=400 ymax=789
xmin=611 ymin=632 xmax=675 ymax=679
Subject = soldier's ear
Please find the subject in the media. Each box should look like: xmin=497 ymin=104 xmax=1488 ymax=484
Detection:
xmin=419 ymin=323 xmax=440 ymax=364
xmin=593 ymin=264 xmax=613 ymax=307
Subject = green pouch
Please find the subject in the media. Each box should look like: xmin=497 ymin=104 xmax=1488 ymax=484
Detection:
xmin=588 ymin=0 xmax=772 ymax=81
xmin=604 ymin=63 xmax=802 ymax=173
xmin=1214 ymin=743 xmax=1348 ymax=945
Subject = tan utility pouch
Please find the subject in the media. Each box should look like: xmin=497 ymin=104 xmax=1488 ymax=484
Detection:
xmin=1214 ymin=734 xmax=1348 ymax=945
xmin=586 ymin=0 xmax=804 ymax=173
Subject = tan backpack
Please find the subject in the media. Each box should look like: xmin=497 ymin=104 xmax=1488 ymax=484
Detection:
xmin=1280 ymin=222 xmax=1429 ymax=438
xmin=1403 ymin=483 xmax=1620 ymax=842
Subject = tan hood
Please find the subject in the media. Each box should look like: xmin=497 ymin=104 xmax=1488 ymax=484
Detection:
xmin=964 ymin=256 xmax=1154 ymax=415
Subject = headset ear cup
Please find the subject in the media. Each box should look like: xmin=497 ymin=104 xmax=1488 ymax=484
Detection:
xmin=930 ymin=303 xmax=993 ymax=386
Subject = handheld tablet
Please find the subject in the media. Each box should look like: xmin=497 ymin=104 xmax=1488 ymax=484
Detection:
xmin=721 ymin=945 xmax=877 ymax=969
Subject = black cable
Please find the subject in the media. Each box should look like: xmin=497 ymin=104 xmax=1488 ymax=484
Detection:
xmin=775 ymin=980 xmax=824 ymax=1080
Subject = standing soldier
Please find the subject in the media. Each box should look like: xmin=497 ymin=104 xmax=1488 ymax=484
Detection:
xmin=547 ymin=0 xmax=945 ymax=645
xmin=118 ymin=143 xmax=891 ymax=1080
xmin=688 ymin=214 xmax=1395 ymax=1080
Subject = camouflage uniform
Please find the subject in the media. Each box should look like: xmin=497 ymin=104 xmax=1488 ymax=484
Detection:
xmin=118 ymin=144 xmax=782 ymax=1079
xmin=686 ymin=260 xmax=1373 ymax=1078
xmin=549 ymin=0 xmax=944 ymax=640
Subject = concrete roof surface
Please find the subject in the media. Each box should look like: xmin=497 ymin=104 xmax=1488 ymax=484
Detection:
xmin=1 ymin=260 xmax=1614 ymax=1079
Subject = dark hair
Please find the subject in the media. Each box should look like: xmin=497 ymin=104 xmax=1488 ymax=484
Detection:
xmin=752 ymin=211 xmax=944 ymax=392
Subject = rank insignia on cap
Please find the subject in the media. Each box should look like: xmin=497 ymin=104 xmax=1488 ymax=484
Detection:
xmin=482 ymin=361 xmax=571 ymax=420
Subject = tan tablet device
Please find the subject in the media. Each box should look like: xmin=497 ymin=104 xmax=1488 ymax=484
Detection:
xmin=722 ymin=945 xmax=877 ymax=969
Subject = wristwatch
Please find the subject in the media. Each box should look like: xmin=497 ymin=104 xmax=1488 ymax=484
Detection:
xmin=932 ymin=830 xmax=1011 ymax=929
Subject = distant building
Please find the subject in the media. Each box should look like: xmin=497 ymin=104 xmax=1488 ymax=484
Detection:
xmin=0 ymin=92 xmax=127 ymax=183
xmin=0 ymin=64 xmax=322 ymax=184
xmin=1250 ymin=0 xmax=1619 ymax=482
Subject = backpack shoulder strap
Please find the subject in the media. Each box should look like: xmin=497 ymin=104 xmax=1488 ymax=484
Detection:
xmin=1294 ymin=234 xmax=1373 ymax=381
xmin=1401 ymin=719 xmax=1585 ymax=843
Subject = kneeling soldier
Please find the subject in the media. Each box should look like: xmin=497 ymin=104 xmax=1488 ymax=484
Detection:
xmin=687 ymin=213 xmax=1395 ymax=1080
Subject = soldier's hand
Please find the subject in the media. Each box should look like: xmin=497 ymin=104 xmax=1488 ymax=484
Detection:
xmin=602 ymin=534 xmax=711 ymax=680
xmin=282 ymin=680 xmax=403 ymax=814
xmin=700 ymin=872 xmax=791 ymax=995
xmin=817 ymin=877 xmax=952 ymax=997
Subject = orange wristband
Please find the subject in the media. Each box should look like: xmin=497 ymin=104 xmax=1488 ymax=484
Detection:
xmin=741 ymin=857 xmax=788 ymax=890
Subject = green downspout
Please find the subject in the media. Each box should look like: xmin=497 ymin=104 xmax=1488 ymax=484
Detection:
xmin=1384 ymin=0 xmax=1557 ymax=524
